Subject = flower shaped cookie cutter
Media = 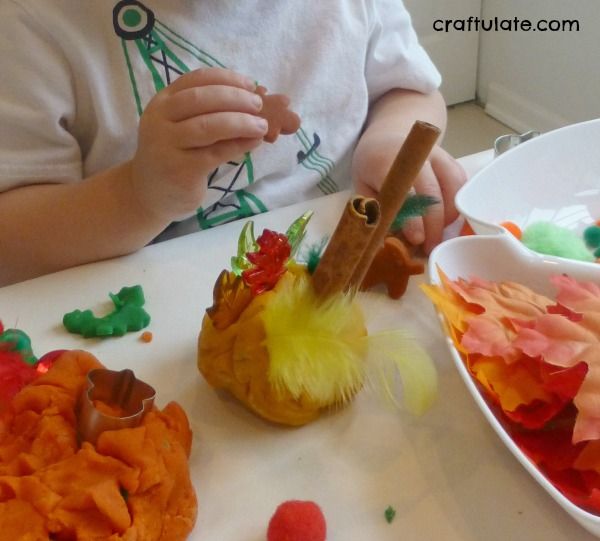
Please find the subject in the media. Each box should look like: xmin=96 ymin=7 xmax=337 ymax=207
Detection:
xmin=78 ymin=368 xmax=156 ymax=445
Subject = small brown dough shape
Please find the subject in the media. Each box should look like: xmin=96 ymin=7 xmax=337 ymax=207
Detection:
xmin=255 ymin=85 xmax=301 ymax=143
xmin=360 ymin=236 xmax=425 ymax=299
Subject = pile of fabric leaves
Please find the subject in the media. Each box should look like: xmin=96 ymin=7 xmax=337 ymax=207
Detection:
xmin=423 ymin=271 xmax=600 ymax=514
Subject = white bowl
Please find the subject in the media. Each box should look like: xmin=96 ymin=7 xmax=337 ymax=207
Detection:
xmin=428 ymin=233 xmax=600 ymax=537
xmin=456 ymin=118 xmax=600 ymax=244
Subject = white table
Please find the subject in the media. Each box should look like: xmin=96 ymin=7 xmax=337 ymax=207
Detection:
xmin=1 ymin=151 xmax=595 ymax=540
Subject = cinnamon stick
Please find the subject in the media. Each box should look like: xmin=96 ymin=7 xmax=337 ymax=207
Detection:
xmin=311 ymin=196 xmax=380 ymax=298
xmin=348 ymin=121 xmax=440 ymax=288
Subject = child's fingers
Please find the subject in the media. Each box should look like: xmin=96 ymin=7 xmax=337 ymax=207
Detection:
xmin=190 ymin=137 xmax=265 ymax=171
xmin=430 ymin=148 xmax=467 ymax=224
xmin=165 ymin=85 xmax=263 ymax=122
xmin=402 ymin=215 xmax=425 ymax=246
xmin=166 ymin=67 xmax=256 ymax=95
xmin=175 ymin=112 xmax=268 ymax=148
xmin=413 ymin=162 xmax=445 ymax=254
xmin=353 ymin=178 xmax=378 ymax=198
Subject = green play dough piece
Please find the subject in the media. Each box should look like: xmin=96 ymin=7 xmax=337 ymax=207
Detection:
xmin=0 ymin=328 xmax=37 ymax=365
xmin=521 ymin=222 xmax=595 ymax=262
xmin=63 ymin=285 xmax=151 ymax=338
xmin=384 ymin=506 xmax=396 ymax=524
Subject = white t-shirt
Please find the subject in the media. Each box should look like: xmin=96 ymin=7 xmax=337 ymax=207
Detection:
xmin=0 ymin=0 xmax=440 ymax=239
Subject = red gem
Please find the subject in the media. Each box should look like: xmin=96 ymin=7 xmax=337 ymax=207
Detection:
xmin=243 ymin=230 xmax=291 ymax=295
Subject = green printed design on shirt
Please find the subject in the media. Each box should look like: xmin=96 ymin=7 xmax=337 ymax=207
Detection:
xmin=295 ymin=128 xmax=338 ymax=195
xmin=112 ymin=0 xmax=267 ymax=229
xmin=196 ymin=154 xmax=268 ymax=229
xmin=196 ymin=188 xmax=268 ymax=229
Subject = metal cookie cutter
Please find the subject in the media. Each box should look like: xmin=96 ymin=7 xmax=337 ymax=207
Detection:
xmin=494 ymin=130 xmax=540 ymax=157
xmin=78 ymin=368 xmax=156 ymax=445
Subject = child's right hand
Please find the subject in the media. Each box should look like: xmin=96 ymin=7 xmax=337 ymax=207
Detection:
xmin=130 ymin=67 xmax=267 ymax=221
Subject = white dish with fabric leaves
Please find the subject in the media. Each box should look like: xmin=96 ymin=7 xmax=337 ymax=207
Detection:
xmin=428 ymin=232 xmax=600 ymax=537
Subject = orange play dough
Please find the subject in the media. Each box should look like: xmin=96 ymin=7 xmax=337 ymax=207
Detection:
xmin=0 ymin=350 xmax=196 ymax=540
xmin=198 ymin=271 xmax=323 ymax=426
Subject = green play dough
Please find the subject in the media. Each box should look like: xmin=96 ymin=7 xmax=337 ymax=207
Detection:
xmin=63 ymin=285 xmax=151 ymax=338
xmin=0 ymin=328 xmax=37 ymax=365
xmin=521 ymin=222 xmax=595 ymax=262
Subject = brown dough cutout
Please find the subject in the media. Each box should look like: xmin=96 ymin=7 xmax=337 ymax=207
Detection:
xmin=360 ymin=236 xmax=425 ymax=299
xmin=255 ymin=85 xmax=301 ymax=143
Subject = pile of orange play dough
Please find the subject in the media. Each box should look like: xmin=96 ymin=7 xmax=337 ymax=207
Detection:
xmin=0 ymin=350 xmax=197 ymax=540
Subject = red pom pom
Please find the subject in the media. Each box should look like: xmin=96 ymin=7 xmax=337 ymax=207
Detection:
xmin=267 ymin=500 xmax=327 ymax=541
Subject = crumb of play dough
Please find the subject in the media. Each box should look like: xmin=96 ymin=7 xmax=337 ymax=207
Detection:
xmin=384 ymin=505 xmax=396 ymax=524
xmin=267 ymin=500 xmax=326 ymax=541
xmin=140 ymin=331 xmax=153 ymax=343
xmin=255 ymin=85 xmax=301 ymax=143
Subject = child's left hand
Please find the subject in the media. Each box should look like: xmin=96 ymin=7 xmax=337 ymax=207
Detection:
xmin=352 ymin=131 xmax=466 ymax=254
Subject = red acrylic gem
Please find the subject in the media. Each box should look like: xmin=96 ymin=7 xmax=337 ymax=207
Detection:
xmin=243 ymin=229 xmax=291 ymax=295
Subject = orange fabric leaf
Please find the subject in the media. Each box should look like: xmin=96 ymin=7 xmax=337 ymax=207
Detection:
xmin=552 ymin=274 xmax=600 ymax=314
xmin=462 ymin=316 xmax=522 ymax=363
xmin=469 ymin=354 xmax=552 ymax=415
xmin=447 ymin=275 xmax=551 ymax=322
xmin=514 ymin=314 xmax=600 ymax=442
xmin=421 ymin=268 xmax=479 ymax=336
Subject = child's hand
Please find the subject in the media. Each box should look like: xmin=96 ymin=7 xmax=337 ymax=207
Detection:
xmin=130 ymin=67 xmax=268 ymax=221
xmin=353 ymin=131 xmax=466 ymax=253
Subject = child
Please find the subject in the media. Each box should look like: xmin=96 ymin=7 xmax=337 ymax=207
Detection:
xmin=0 ymin=0 xmax=466 ymax=285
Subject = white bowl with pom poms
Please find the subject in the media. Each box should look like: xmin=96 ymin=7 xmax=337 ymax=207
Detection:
xmin=456 ymin=118 xmax=600 ymax=263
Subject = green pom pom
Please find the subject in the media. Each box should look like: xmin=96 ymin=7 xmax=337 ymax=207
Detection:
xmin=584 ymin=225 xmax=600 ymax=249
xmin=521 ymin=222 xmax=594 ymax=262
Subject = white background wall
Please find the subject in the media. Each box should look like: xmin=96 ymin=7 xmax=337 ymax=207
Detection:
xmin=404 ymin=0 xmax=481 ymax=105
xmin=478 ymin=0 xmax=600 ymax=132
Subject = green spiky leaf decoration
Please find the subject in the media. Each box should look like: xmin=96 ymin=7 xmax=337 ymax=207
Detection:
xmin=285 ymin=211 xmax=313 ymax=258
xmin=231 ymin=221 xmax=259 ymax=276
xmin=231 ymin=212 xmax=314 ymax=276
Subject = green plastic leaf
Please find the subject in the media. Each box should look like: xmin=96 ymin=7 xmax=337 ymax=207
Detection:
xmin=285 ymin=211 xmax=313 ymax=258
xmin=231 ymin=221 xmax=258 ymax=275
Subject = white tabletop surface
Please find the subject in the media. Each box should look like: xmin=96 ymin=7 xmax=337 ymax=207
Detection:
xmin=1 ymin=150 xmax=595 ymax=540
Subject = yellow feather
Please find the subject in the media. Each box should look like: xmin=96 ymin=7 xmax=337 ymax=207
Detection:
xmin=365 ymin=330 xmax=438 ymax=415
xmin=262 ymin=273 xmax=367 ymax=405
xmin=262 ymin=272 xmax=438 ymax=414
